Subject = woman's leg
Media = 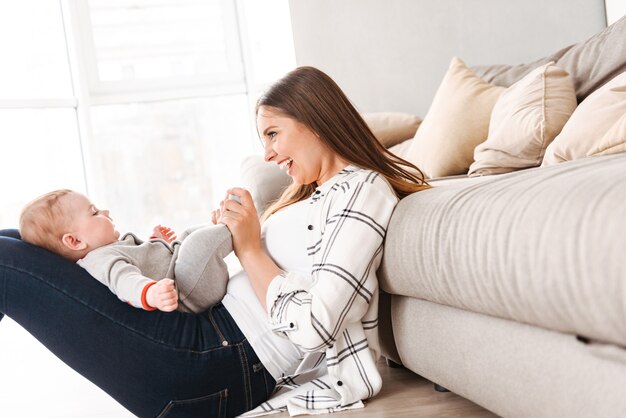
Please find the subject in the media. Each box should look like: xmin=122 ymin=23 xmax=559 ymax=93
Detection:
xmin=0 ymin=232 xmax=275 ymax=418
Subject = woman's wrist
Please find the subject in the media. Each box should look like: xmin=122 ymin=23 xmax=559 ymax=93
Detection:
xmin=238 ymin=246 xmax=265 ymax=266
xmin=238 ymin=247 xmax=283 ymax=311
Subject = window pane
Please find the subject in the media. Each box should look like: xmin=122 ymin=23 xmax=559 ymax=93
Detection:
xmin=0 ymin=1 xmax=73 ymax=100
xmin=243 ymin=0 xmax=296 ymax=87
xmin=86 ymin=0 xmax=243 ymax=83
xmin=87 ymin=95 xmax=254 ymax=236
xmin=0 ymin=109 xmax=85 ymax=229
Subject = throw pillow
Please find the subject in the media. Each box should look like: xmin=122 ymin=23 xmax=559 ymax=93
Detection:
xmin=542 ymin=70 xmax=626 ymax=166
xmin=472 ymin=14 xmax=626 ymax=103
xmin=388 ymin=138 xmax=414 ymax=159
xmin=587 ymin=112 xmax=626 ymax=156
xmin=404 ymin=57 xmax=506 ymax=178
xmin=362 ymin=112 xmax=422 ymax=148
xmin=469 ymin=63 xmax=577 ymax=176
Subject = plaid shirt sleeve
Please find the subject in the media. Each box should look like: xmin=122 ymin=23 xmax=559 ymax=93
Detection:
xmin=266 ymin=174 xmax=397 ymax=352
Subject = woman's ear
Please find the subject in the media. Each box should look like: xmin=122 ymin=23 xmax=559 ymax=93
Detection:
xmin=62 ymin=233 xmax=87 ymax=251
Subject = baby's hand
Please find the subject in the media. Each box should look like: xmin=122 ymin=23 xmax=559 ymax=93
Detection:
xmin=146 ymin=279 xmax=178 ymax=312
xmin=152 ymin=225 xmax=177 ymax=243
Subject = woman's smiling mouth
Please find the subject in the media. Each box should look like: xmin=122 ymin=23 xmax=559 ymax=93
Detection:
xmin=278 ymin=158 xmax=293 ymax=171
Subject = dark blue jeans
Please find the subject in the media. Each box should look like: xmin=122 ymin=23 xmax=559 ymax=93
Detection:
xmin=0 ymin=229 xmax=275 ymax=418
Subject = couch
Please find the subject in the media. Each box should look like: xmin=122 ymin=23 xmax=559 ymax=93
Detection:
xmin=241 ymin=15 xmax=626 ymax=418
xmin=377 ymin=153 xmax=626 ymax=417
xmin=373 ymin=15 xmax=626 ymax=418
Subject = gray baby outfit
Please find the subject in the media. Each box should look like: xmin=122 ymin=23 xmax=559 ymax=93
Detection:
xmin=77 ymin=224 xmax=233 ymax=313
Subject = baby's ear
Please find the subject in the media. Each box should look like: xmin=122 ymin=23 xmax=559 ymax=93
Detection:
xmin=62 ymin=233 xmax=87 ymax=251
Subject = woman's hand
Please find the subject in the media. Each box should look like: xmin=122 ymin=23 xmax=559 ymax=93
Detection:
xmin=217 ymin=188 xmax=263 ymax=259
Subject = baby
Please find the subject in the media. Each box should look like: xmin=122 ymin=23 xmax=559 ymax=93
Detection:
xmin=19 ymin=189 xmax=232 ymax=313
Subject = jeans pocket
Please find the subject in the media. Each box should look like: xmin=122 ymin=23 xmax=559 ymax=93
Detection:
xmin=253 ymin=361 xmax=276 ymax=400
xmin=157 ymin=388 xmax=228 ymax=418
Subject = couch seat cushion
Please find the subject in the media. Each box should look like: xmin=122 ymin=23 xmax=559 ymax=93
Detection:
xmin=379 ymin=153 xmax=626 ymax=347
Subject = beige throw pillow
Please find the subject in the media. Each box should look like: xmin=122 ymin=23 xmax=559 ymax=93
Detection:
xmin=469 ymin=63 xmax=577 ymax=176
xmin=362 ymin=112 xmax=422 ymax=148
xmin=587 ymin=112 xmax=626 ymax=156
xmin=405 ymin=57 xmax=505 ymax=178
xmin=388 ymin=138 xmax=414 ymax=159
xmin=542 ymin=70 xmax=626 ymax=166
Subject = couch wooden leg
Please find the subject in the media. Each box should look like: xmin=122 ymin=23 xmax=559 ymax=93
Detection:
xmin=385 ymin=357 xmax=403 ymax=368
xmin=434 ymin=383 xmax=450 ymax=392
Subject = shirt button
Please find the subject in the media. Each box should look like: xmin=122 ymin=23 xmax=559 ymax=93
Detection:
xmin=315 ymin=190 xmax=321 ymax=194
xmin=307 ymin=225 xmax=314 ymax=230
xmin=337 ymin=380 xmax=343 ymax=386
xmin=289 ymin=322 xmax=295 ymax=328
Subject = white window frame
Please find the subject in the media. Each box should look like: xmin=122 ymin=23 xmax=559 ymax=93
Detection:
xmin=56 ymin=0 xmax=265 ymax=197
xmin=65 ymin=0 xmax=249 ymax=106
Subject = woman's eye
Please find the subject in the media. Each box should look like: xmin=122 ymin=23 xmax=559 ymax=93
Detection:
xmin=268 ymin=132 xmax=277 ymax=140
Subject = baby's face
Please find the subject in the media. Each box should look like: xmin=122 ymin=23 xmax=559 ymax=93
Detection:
xmin=65 ymin=193 xmax=120 ymax=250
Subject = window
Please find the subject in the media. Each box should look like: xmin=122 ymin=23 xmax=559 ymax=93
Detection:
xmin=88 ymin=95 xmax=252 ymax=234
xmin=76 ymin=0 xmax=244 ymax=96
xmin=0 ymin=2 xmax=73 ymax=101
xmin=0 ymin=2 xmax=295 ymax=415
xmin=0 ymin=0 xmax=295 ymax=235
xmin=0 ymin=109 xmax=86 ymax=227
xmin=0 ymin=1 xmax=85 ymax=228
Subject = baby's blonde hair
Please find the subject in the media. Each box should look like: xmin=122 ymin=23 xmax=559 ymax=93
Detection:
xmin=19 ymin=189 xmax=75 ymax=259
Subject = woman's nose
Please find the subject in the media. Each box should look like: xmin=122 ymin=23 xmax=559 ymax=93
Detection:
xmin=264 ymin=147 xmax=277 ymax=162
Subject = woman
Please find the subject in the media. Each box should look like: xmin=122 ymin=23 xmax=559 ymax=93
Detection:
xmin=0 ymin=66 xmax=428 ymax=417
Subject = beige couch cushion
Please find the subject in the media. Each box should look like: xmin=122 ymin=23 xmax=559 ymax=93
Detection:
xmin=469 ymin=63 xmax=577 ymax=176
xmin=542 ymin=70 xmax=626 ymax=166
xmin=405 ymin=57 xmax=505 ymax=178
xmin=380 ymin=153 xmax=626 ymax=347
xmin=362 ymin=112 xmax=421 ymax=148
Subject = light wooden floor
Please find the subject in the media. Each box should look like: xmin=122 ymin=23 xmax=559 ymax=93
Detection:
xmin=273 ymin=359 xmax=498 ymax=417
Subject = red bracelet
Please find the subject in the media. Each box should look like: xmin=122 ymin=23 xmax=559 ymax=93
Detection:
xmin=141 ymin=282 xmax=158 ymax=311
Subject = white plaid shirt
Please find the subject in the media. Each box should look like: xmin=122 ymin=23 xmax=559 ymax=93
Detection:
xmin=242 ymin=166 xmax=398 ymax=416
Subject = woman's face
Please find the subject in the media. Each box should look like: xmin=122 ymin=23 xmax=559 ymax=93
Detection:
xmin=257 ymin=106 xmax=342 ymax=186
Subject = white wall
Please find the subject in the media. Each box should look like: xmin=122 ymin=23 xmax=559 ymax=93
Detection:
xmin=289 ymin=0 xmax=607 ymax=117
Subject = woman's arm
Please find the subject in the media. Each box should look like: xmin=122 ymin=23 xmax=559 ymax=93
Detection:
xmin=215 ymin=188 xmax=283 ymax=310
xmin=218 ymin=180 xmax=397 ymax=352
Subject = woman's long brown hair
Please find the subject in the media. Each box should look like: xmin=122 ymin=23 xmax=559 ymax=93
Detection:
xmin=258 ymin=66 xmax=430 ymax=220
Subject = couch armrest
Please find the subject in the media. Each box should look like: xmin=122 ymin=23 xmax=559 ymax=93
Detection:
xmin=240 ymin=155 xmax=292 ymax=215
